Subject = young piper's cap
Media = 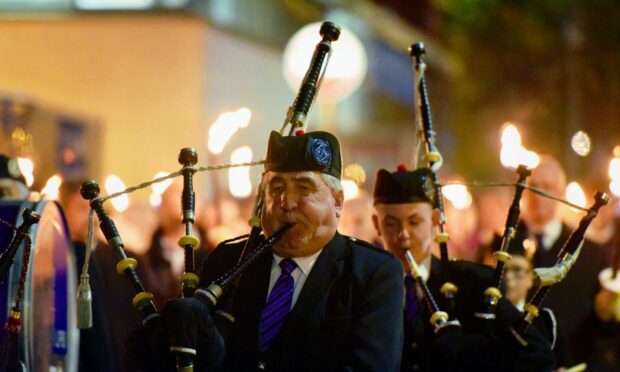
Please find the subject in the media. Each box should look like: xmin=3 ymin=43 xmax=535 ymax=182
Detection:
xmin=373 ymin=165 xmax=435 ymax=205
xmin=264 ymin=130 xmax=342 ymax=179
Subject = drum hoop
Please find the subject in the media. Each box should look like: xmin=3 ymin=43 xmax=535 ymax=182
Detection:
xmin=17 ymin=200 xmax=79 ymax=372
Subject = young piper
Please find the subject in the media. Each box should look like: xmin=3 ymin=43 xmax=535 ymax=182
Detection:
xmin=372 ymin=166 xmax=555 ymax=372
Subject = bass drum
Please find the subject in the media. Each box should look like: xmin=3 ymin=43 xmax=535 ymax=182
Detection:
xmin=0 ymin=200 xmax=78 ymax=372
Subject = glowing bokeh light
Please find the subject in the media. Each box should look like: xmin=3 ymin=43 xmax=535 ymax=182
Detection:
xmin=104 ymin=175 xmax=130 ymax=212
xmin=499 ymin=123 xmax=539 ymax=169
xmin=151 ymin=172 xmax=173 ymax=195
xmin=228 ymin=146 xmax=253 ymax=198
xmin=207 ymin=108 xmax=252 ymax=154
xmin=342 ymin=179 xmax=360 ymax=201
xmin=522 ymin=150 xmax=541 ymax=169
xmin=500 ymin=146 xmax=539 ymax=169
xmin=610 ymin=180 xmax=620 ymax=198
xmin=41 ymin=174 xmax=62 ymax=200
xmin=609 ymin=158 xmax=620 ymax=181
xmin=443 ymin=184 xmax=473 ymax=210
xmin=343 ymin=163 xmax=367 ymax=185
xmin=149 ymin=192 xmax=162 ymax=208
xmin=283 ymin=22 xmax=367 ymax=103
xmin=16 ymin=157 xmax=34 ymax=187
xmin=566 ymin=182 xmax=586 ymax=209
xmin=571 ymin=130 xmax=591 ymax=157
xmin=501 ymin=124 xmax=522 ymax=148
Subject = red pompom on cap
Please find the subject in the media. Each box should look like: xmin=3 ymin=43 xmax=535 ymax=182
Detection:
xmin=295 ymin=129 xmax=305 ymax=136
xmin=396 ymin=163 xmax=408 ymax=172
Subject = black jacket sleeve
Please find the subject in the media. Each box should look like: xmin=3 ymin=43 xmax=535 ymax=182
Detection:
xmin=347 ymin=256 xmax=404 ymax=371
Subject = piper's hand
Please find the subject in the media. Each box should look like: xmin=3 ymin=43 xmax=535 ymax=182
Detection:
xmin=123 ymin=316 xmax=177 ymax=371
xmin=161 ymin=297 xmax=225 ymax=371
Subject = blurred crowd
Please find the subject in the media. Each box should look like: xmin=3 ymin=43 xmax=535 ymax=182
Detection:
xmin=58 ymin=154 xmax=620 ymax=371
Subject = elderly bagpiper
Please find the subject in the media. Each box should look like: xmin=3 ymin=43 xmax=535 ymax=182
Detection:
xmin=132 ymin=130 xmax=405 ymax=371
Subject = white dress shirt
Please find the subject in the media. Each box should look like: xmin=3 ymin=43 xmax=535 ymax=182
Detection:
xmin=418 ymin=254 xmax=432 ymax=282
xmin=266 ymin=250 xmax=323 ymax=307
xmin=531 ymin=219 xmax=563 ymax=251
xmin=403 ymin=254 xmax=433 ymax=298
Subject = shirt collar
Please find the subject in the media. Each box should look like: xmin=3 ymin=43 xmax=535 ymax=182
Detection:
xmin=273 ymin=249 xmax=323 ymax=276
xmin=404 ymin=253 xmax=432 ymax=282
xmin=516 ymin=299 xmax=525 ymax=311
xmin=418 ymin=254 xmax=432 ymax=282
xmin=541 ymin=218 xmax=563 ymax=248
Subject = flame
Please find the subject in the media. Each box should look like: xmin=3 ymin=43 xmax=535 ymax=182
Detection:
xmin=610 ymin=180 xmax=620 ymax=198
xmin=41 ymin=174 xmax=62 ymax=200
xmin=500 ymin=145 xmax=521 ymax=168
xmin=151 ymin=172 xmax=172 ymax=195
xmin=207 ymin=108 xmax=252 ymax=154
xmin=16 ymin=157 xmax=34 ymax=187
xmin=104 ymin=175 xmax=129 ymax=212
xmin=609 ymin=158 xmax=620 ymax=180
xmin=500 ymin=146 xmax=540 ymax=169
xmin=342 ymin=179 xmax=360 ymax=201
xmin=608 ymin=149 xmax=620 ymax=197
xmin=501 ymin=124 xmax=522 ymax=148
xmin=442 ymin=184 xmax=473 ymax=210
xmin=228 ymin=146 xmax=253 ymax=198
xmin=499 ymin=123 xmax=539 ymax=169
xmin=521 ymin=150 xmax=540 ymax=169
xmin=566 ymin=182 xmax=586 ymax=209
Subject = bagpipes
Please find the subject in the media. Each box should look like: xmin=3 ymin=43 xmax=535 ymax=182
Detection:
xmin=406 ymin=41 xmax=535 ymax=359
xmin=79 ymin=178 xmax=290 ymax=371
xmin=409 ymin=42 xmax=458 ymax=317
xmin=79 ymin=21 xmax=341 ymax=372
xmin=475 ymin=165 xmax=531 ymax=325
xmin=407 ymin=42 xmax=609 ymax=354
xmin=80 ymin=181 xmax=160 ymax=328
xmin=511 ymin=192 xmax=610 ymax=344
xmin=403 ymin=250 xmax=460 ymax=333
xmin=178 ymin=148 xmax=201 ymax=299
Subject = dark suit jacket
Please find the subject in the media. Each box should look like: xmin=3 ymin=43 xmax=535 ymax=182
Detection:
xmin=402 ymin=256 xmax=555 ymax=372
xmin=200 ymin=232 xmax=404 ymax=371
xmin=93 ymin=244 xmax=149 ymax=372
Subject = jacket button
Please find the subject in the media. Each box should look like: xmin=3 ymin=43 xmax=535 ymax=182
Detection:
xmin=258 ymin=361 xmax=266 ymax=370
xmin=411 ymin=342 xmax=418 ymax=349
xmin=412 ymin=364 xmax=419 ymax=371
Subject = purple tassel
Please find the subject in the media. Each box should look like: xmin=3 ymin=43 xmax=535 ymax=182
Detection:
xmin=1 ymin=309 xmax=25 ymax=372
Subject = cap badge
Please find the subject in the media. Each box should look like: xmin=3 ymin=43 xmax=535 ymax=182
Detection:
xmin=309 ymin=138 xmax=332 ymax=166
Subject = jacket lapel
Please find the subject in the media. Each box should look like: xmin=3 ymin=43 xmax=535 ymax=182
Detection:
xmin=427 ymin=255 xmax=443 ymax=292
xmin=233 ymin=247 xmax=272 ymax=356
xmin=265 ymin=233 xmax=350 ymax=358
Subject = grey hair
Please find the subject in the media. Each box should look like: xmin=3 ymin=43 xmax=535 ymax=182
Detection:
xmin=320 ymin=173 xmax=343 ymax=196
xmin=260 ymin=171 xmax=342 ymax=196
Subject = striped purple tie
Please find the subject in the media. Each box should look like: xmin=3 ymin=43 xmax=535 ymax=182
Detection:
xmin=404 ymin=274 xmax=420 ymax=324
xmin=259 ymin=258 xmax=297 ymax=351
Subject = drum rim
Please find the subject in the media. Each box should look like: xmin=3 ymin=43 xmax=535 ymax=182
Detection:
xmin=16 ymin=200 xmax=79 ymax=372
